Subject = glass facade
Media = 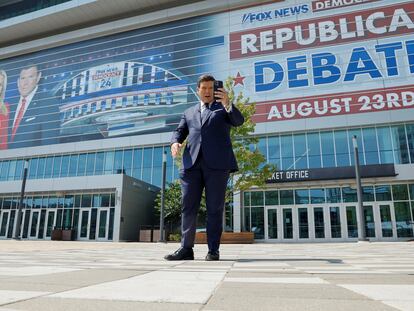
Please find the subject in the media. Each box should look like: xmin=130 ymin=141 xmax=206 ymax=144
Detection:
xmin=244 ymin=183 xmax=414 ymax=240
xmin=0 ymin=0 xmax=71 ymax=21
xmin=0 ymin=145 xmax=179 ymax=188
xmin=0 ymin=192 xmax=116 ymax=240
xmin=1 ymin=122 xmax=413 ymax=188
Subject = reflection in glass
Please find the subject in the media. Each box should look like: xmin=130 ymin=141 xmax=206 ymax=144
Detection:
xmin=283 ymin=209 xmax=293 ymax=239
xmin=267 ymin=209 xmax=277 ymax=239
xmin=394 ymin=202 xmax=413 ymax=238
xmin=298 ymin=208 xmax=309 ymax=239
xmin=363 ymin=205 xmax=376 ymax=238
xmin=379 ymin=204 xmax=393 ymax=237
xmin=314 ymin=207 xmax=325 ymax=238
xmin=346 ymin=206 xmax=358 ymax=238
xmin=330 ymin=206 xmax=341 ymax=238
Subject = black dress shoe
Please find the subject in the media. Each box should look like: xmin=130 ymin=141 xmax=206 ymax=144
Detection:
xmin=164 ymin=247 xmax=194 ymax=261
xmin=205 ymin=250 xmax=220 ymax=261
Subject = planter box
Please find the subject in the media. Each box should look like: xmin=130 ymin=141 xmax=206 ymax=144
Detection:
xmin=195 ymin=232 xmax=254 ymax=244
xmin=51 ymin=229 xmax=63 ymax=241
xmin=62 ymin=229 xmax=75 ymax=241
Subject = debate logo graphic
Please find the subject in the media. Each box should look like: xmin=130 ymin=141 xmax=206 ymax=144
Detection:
xmin=57 ymin=61 xmax=193 ymax=138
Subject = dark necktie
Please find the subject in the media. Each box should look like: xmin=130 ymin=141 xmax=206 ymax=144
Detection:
xmin=201 ymin=103 xmax=209 ymax=123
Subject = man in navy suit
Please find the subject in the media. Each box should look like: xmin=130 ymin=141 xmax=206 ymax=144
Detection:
xmin=165 ymin=74 xmax=244 ymax=261
xmin=10 ymin=65 xmax=60 ymax=149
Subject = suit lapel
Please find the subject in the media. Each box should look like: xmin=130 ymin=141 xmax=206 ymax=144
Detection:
xmin=194 ymin=104 xmax=202 ymax=128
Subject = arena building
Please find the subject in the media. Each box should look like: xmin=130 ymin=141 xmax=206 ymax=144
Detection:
xmin=0 ymin=0 xmax=413 ymax=242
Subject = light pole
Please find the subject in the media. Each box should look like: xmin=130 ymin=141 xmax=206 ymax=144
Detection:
xmin=159 ymin=151 xmax=167 ymax=242
xmin=352 ymin=136 xmax=367 ymax=241
xmin=13 ymin=159 xmax=29 ymax=240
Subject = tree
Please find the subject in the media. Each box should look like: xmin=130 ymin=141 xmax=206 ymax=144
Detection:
xmin=155 ymin=76 xmax=275 ymax=230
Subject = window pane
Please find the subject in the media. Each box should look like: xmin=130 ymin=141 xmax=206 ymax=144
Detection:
xmin=362 ymin=186 xmax=375 ymax=202
xmin=375 ymin=185 xmax=392 ymax=201
xmin=28 ymin=158 xmax=39 ymax=179
xmin=68 ymin=154 xmax=78 ymax=177
xmin=81 ymin=194 xmax=92 ymax=208
xmin=348 ymin=129 xmax=365 ymax=165
xmin=334 ymin=130 xmax=350 ymax=166
xmin=362 ymin=128 xmax=379 ymax=164
xmin=142 ymin=147 xmax=153 ymax=183
xmin=86 ymin=153 xmax=96 ymax=175
xmin=243 ymin=192 xmax=251 ymax=207
xmin=391 ymin=125 xmax=409 ymax=164
xmin=251 ymin=206 xmax=264 ymax=239
xmin=294 ymin=134 xmax=307 ymax=169
xmin=320 ymin=131 xmax=335 ymax=167
xmin=104 ymin=151 xmax=114 ymax=174
xmin=268 ymin=136 xmax=281 ymax=169
xmin=377 ymin=126 xmax=394 ymax=164
xmin=326 ymin=187 xmax=341 ymax=203
xmin=152 ymin=147 xmax=163 ymax=187
xmin=310 ymin=188 xmax=325 ymax=204
xmin=114 ymin=150 xmax=123 ymax=174
xmin=95 ymin=152 xmax=104 ymax=175
xmin=250 ymin=191 xmax=263 ymax=206
xmin=93 ymin=194 xmax=101 ymax=207
xmin=101 ymin=194 xmax=110 ymax=207
xmin=77 ymin=154 xmax=87 ymax=176
xmin=123 ymin=149 xmax=133 ymax=176
xmin=265 ymin=191 xmax=278 ymax=206
xmin=280 ymin=190 xmax=294 ymax=205
xmin=394 ymin=202 xmax=413 ymax=237
xmin=132 ymin=148 xmax=143 ymax=179
xmin=37 ymin=158 xmax=46 ymax=179
xmin=409 ymin=184 xmax=414 ymax=201
xmin=60 ymin=155 xmax=70 ymax=177
xmin=295 ymin=189 xmax=309 ymax=204
xmin=392 ymin=184 xmax=409 ymax=201
xmin=307 ymin=132 xmax=321 ymax=168
xmin=7 ymin=160 xmax=16 ymax=181
xmin=44 ymin=157 xmax=53 ymax=178
xmin=342 ymin=187 xmax=357 ymax=203
xmin=281 ymin=135 xmax=294 ymax=170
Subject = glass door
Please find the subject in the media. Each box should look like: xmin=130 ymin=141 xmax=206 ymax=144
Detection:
xmin=97 ymin=209 xmax=109 ymax=240
xmin=363 ymin=205 xmax=376 ymax=239
xmin=282 ymin=208 xmax=293 ymax=240
xmin=45 ymin=210 xmax=56 ymax=238
xmin=29 ymin=211 xmax=40 ymax=239
xmin=345 ymin=205 xmax=358 ymax=238
xmin=329 ymin=206 xmax=342 ymax=239
xmin=265 ymin=208 xmax=278 ymax=240
xmin=0 ymin=211 xmax=9 ymax=238
xmin=79 ymin=210 xmax=89 ymax=240
xmin=378 ymin=203 xmax=394 ymax=238
xmin=313 ymin=207 xmax=325 ymax=239
xmin=298 ymin=208 xmax=309 ymax=239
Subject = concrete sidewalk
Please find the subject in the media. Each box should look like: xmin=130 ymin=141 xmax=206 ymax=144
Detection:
xmin=0 ymin=240 xmax=413 ymax=311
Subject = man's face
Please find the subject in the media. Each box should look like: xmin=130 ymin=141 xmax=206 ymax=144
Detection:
xmin=197 ymin=81 xmax=214 ymax=104
xmin=0 ymin=74 xmax=4 ymax=95
xmin=18 ymin=67 xmax=40 ymax=97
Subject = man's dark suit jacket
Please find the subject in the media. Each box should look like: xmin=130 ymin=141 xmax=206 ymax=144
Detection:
xmin=171 ymin=101 xmax=244 ymax=172
xmin=9 ymin=93 xmax=60 ymax=149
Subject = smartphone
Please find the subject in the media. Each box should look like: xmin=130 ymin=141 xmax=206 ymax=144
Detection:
xmin=214 ymin=80 xmax=223 ymax=101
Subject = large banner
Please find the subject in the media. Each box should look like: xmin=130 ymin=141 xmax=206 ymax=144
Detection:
xmin=0 ymin=0 xmax=413 ymax=149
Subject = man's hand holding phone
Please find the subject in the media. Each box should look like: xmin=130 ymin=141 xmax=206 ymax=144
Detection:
xmin=171 ymin=142 xmax=182 ymax=158
xmin=214 ymin=80 xmax=230 ymax=110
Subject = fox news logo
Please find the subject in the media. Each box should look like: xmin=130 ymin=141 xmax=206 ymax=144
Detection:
xmin=242 ymin=4 xmax=309 ymax=23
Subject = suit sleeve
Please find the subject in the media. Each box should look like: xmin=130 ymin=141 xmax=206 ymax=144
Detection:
xmin=226 ymin=105 xmax=244 ymax=127
xmin=171 ymin=113 xmax=189 ymax=144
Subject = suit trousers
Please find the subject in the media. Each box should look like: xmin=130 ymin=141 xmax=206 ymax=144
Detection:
xmin=180 ymin=153 xmax=230 ymax=252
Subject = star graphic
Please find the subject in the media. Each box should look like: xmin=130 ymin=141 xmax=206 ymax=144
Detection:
xmin=233 ymin=72 xmax=245 ymax=86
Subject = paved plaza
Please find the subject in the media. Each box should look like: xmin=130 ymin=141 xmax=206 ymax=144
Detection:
xmin=0 ymin=240 xmax=413 ymax=310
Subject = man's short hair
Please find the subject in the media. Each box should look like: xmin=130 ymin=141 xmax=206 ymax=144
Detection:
xmin=197 ymin=74 xmax=215 ymax=88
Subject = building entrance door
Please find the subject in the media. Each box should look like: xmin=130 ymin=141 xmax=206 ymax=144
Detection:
xmin=97 ymin=209 xmax=109 ymax=240
xmin=79 ymin=210 xmax=90 ymax=240
xmin=0 ymin=211 xmax=10 ymax=238
xmin=45 ymin=210 xmax=56 ymax=239
xmin=29 ymin=210 xmax=40 ymax=239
